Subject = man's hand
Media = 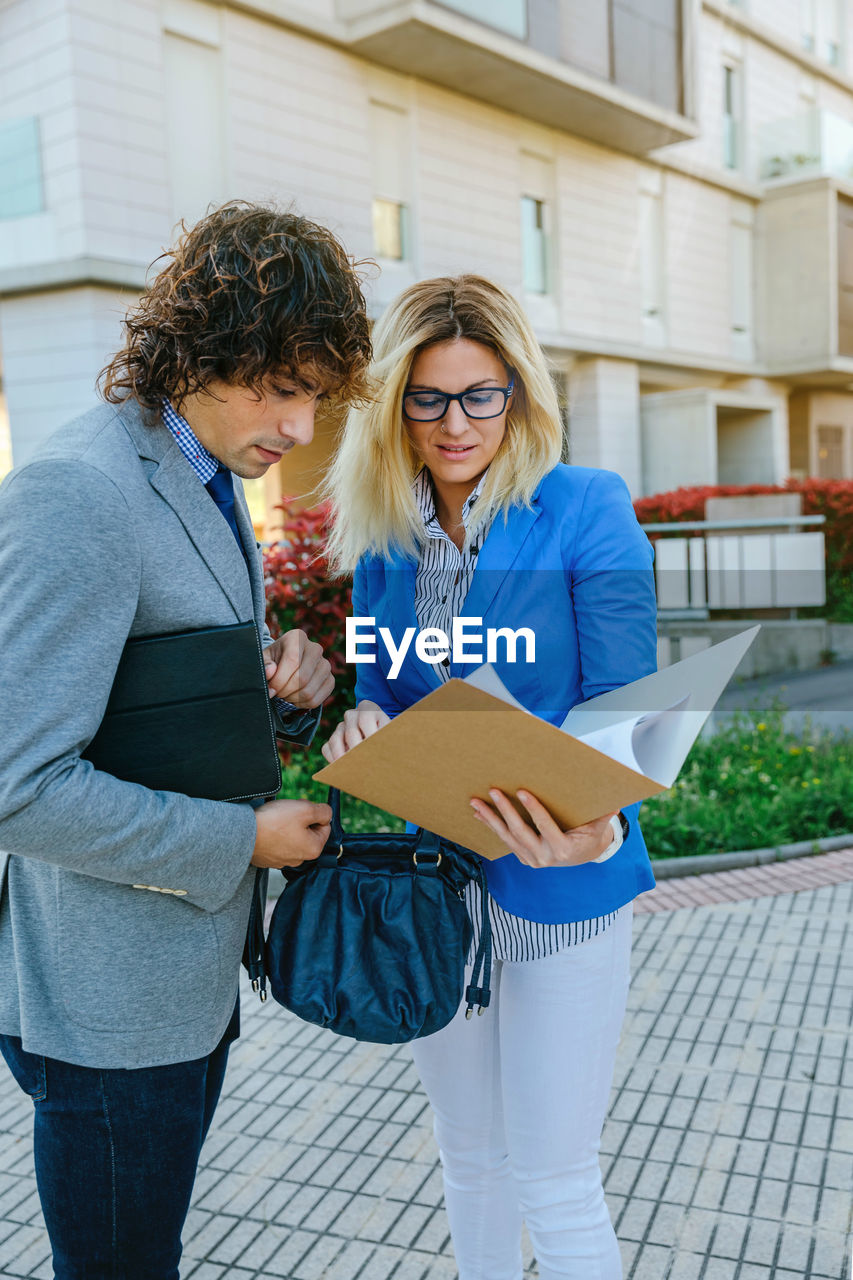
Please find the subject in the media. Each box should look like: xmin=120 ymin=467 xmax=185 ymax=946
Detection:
xmin=470 ymin=788 xmax=616 ymax=868
xmin=263 ymin=630 xmax=333 ymax=709
xmin=251 ymin=798 xmax=332 ymax=869
xmin=321 ymin=700 xmax=391 ymax=763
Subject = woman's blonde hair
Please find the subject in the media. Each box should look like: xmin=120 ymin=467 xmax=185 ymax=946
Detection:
xmin=323 ymin=274 xmax=564 ymax=572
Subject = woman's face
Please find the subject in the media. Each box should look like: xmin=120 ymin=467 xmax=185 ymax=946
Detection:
xmin=403 ymin=338 xmax=512 ymax=498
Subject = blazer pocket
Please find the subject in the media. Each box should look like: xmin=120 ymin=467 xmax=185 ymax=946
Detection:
xmin=57 ymin=876 xmax=220 ymax=1033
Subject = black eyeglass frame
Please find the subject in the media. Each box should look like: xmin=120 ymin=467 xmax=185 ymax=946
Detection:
xmin=402 ymin=378 xmax=515 ymax=422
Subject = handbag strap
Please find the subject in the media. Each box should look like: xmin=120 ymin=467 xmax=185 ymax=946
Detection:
xmin=464 ymin=860 xmax=492 ymax=1018
xmin=243 ymin=866 xmax=269 ymax=1001
xmin=328 ymin=787 xmax=444 ymax=859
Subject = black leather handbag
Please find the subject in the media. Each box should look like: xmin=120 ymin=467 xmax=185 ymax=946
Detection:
xmin=245 ymin=789 xmax=492 ymax=1044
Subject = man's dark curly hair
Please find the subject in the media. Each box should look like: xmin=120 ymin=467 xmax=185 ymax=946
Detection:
xmin=100 ymin=202 xmax=372 ymax=409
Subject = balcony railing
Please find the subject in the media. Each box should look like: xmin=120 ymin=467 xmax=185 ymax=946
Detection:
xmin=642 ymin=517 xmax=827 ymax=616
xmin=759 ymin=108 xmax=853 ymax=184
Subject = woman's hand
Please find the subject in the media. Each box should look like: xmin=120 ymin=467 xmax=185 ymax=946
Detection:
xmin=321 ymin=700 xmax=391 ymax=763
xmin=470 ymin=788 xmax=616 ymax=868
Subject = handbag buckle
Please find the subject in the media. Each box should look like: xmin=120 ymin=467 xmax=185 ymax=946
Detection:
xmin=412 ymin=850 xmax=442 ymax=868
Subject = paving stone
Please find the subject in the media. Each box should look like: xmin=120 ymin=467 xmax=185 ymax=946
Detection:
xmin=4 ymin=869 xmax=853 ymax=1279
xmin=614 ymin=1197 xmax=656 ymax=1241
xmin=742 ymin=1216 xmax=781 ymax=1266
xmin=625 ymin=1242 xmax=672 ymax=1278
xmin=709 ymin=1212 xmax=749 ymax=1259
xmin=810 ymin=1228 xmax=852 ymax=1277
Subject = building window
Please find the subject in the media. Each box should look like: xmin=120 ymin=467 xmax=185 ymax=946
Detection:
xmin=816 ymin=424 xmax=845 ymax=476
xmin=803 ymin=0 xmax=842 ymax=64
xmin=521 ymin=196 xmax=548 ymax=293
xmin=639 ymin=171 xmax=666 ymax=346
xmin=802 ymin=0 xmax=817 ymax=52
xmin=731 ymin=201 xmax=755 ymax=361
xmin=0 ymin=117 xmax=43 ymax=220
xmin=370 ymin=101 xmax=411 ymax=262
xmin=520 ymin=151 xmax=554 ymax=297
xmin=433 ymin=0 xmax=526 ymax=40
xmin=820 ymin=0 xmax=842 ymax=66
xmin=722 ymin=63 xmax=743 ymax=170
xmin=373 ymin=199 xmax=407 ymax=261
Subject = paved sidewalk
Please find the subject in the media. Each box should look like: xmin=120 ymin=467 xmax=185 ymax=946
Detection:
xmin=714 ymin=659 xmax=853 ymax=736
xmin=1 ymin=859 xmax=852 ymax=1280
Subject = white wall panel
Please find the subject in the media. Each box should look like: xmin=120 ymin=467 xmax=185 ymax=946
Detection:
xmin=0 ymin=286 xmax=138 ymax=465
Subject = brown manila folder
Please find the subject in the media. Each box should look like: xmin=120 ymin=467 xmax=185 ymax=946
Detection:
xmin=315 ymin=626 xmax=759 ymax=860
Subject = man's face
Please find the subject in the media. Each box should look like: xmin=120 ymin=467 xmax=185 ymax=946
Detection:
xmin=178 ymin=373 xmax=328 ymax=478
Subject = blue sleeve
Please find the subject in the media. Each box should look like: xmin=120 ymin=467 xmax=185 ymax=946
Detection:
xmin=568 ymin=471 xmax=657 ymax=837
xmin=568 ymin=470 xmax=658 ymax=703
xmin=351 ymin=559 xmax=406 ymax=719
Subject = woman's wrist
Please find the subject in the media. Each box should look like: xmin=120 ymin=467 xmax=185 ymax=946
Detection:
xmin=592 ymin=812 xmax=629 ymax=864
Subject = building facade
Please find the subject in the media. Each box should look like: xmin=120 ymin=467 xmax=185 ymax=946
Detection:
xmin=2 ymin=0 xmax=853 ymax=531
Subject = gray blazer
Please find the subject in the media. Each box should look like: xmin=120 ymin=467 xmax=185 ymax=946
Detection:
xmin=0 ymin=399 xmax=297 ymax=1068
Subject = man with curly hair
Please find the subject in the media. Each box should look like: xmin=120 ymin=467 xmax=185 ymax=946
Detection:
xmin=0 ymin=202 xmax=372 ymax=1278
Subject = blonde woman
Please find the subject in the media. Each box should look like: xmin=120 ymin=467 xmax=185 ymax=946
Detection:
xmin=322 ymin=276 xmax=656 ymax=1280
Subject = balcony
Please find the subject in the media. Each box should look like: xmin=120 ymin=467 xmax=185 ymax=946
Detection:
xmin=759 ymin=108 xmax=853 ymax=184
xmin=335 ymin=0 xmax=697 ymax=155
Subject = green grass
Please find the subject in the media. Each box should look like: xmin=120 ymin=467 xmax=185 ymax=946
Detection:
xmin=641 ymin=702 xmax=853 ymax=858
xmin=278 ymin=747 xmax=405 ymax=833
xmin=279 ymin=702 xmax=853 ymax=855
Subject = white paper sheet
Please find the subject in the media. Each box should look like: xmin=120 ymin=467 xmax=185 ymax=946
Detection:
xmin=465 ymin=626 xmax=760 ymax=788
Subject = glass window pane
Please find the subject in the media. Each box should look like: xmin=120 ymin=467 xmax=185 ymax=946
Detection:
xmin=434 ymin=0 xmax=526 ymax=39
xmin=373 ymin=198 xmax=406 ymax=260
xmin=0 ymin=116 xmax=44 ymax=220
xmin=521 ymin=195 xmax=548 ymax=294
xmin=722 ymin=65 xmax=741 ymax=170
xmin=817 ymin=425 xmax=844 ymax=477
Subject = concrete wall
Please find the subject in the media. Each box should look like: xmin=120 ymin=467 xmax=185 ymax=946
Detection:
xmin=658 ymin=619 xmax=853 ymax=678
xmin=641 ymin=389 xmax=715 ymax=493
xmin=0 ymin=286 xmax=137 ymax=464
xmin=757 ymin=182 xmax=835 ymax=369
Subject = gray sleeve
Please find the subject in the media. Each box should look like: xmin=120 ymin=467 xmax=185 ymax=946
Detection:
xmin=0 ymin=461 xmax=257 ymax=914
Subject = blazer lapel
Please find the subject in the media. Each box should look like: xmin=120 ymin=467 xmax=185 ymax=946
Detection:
xmin=117 ymin=403 xmax=254 ymax=621
xmin=383 ymin=547 xmax=441 ymax=699
xmin=233 ymin=479 xmax=267 ymax=624
xmin=462 ymin=500 xmax=542 ymax=623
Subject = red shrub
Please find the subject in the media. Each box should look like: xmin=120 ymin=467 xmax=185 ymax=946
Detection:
xmin=263 ymin=499 xmax=355 ymax=745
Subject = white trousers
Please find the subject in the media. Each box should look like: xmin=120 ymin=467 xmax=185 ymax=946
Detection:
xmin=411 ymin=904 xmax=633 ymax=1280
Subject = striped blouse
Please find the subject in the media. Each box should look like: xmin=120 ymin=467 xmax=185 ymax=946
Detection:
xmin=412 ymin=469 xmax=616 ymax=962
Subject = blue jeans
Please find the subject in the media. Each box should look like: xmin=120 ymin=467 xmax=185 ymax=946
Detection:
xmin=0 ymin=1001 xmax=239 ymax=1280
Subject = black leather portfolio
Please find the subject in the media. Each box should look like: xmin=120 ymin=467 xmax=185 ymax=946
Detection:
xmin=83 ymin=621 xmax=282 ymax=802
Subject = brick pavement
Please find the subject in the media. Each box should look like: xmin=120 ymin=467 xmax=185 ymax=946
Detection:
xmin=637 ymin=848 xmax=853 ymax=914
xmin=1 ymin=855 xmax=852 ymax=1280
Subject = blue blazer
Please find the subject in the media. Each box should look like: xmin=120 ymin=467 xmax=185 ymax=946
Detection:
xmin=352 ymin=464 xmax=658 ymax=924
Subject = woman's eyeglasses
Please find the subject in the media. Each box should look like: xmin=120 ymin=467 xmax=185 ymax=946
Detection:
xmin=403 ymin=379 xmax=514 ymax=422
